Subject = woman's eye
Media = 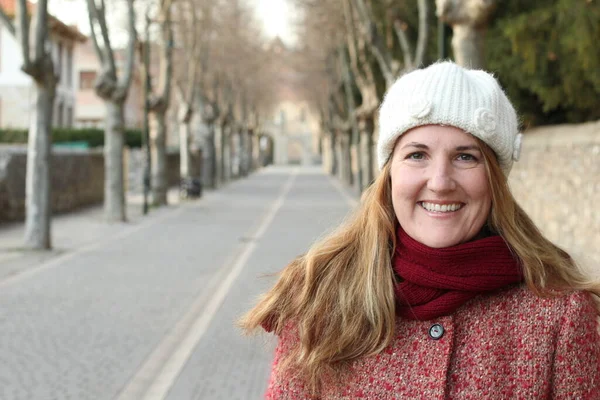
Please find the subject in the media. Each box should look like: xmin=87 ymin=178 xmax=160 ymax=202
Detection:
xmin=457 ymin=153 xmax=477 ymax=162
xmin=406 ymin=152 xmax=424 ymax=160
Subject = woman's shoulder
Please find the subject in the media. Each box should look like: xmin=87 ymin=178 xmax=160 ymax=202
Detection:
xmin=463 ymin=284 xmax=598 ymax=325
xmin=503 ymin=284 xmax=595 ymax=309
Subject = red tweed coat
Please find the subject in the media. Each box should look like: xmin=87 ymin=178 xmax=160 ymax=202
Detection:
xmin=266 ymin=285 xmax=600 ymax=399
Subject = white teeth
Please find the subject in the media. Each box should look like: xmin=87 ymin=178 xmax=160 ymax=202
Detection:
xmin=421 ymin=202 xmax=462 ymax=213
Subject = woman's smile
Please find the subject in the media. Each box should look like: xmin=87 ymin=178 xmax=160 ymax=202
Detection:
xmin=419 ymin=201 xmax=464 ymax=213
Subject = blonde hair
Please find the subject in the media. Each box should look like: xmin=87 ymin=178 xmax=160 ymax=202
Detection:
xmin=239 ymin=140 xmax=600 ymax=394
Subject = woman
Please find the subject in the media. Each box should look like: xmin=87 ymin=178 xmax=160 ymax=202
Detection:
xmin=240 ymin=62 xmax=600 ymax=399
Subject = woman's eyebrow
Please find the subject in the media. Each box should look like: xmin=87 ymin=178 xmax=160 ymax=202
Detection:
xmin=455 ymin=145 xmax=481 ymax=151
xmin=401 ymin=142 xmax=429 ymax=150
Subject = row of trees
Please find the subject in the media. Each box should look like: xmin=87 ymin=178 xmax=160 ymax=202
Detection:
xmin=290 ymin=0 xmax=599 ymax=191
xmin=0 ymin=0 xmax=278 ymax=249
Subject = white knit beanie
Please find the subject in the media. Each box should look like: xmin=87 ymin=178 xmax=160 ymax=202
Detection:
xmin=377 ymin=61 xmax=522 ymax=175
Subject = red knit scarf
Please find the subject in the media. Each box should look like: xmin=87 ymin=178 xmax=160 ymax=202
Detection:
xmin=393 ymin=227 xmax=523 ymax=321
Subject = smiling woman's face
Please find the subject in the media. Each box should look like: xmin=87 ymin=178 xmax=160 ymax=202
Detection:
xmin=389 ymin=125 xmax=492 ymax=248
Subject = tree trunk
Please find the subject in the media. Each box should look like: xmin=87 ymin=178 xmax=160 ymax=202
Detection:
xmin=203 ymin=123 xmax=217 ymax=189
xmin=343 ymin=133 xmax=353 ymax=186
xmin=336 ymin=133 xmax=343 ymax=180
xmin=214 ymin=123 xmax=223 ymax=186
xmin=104 ymin=100 xmax=126 ymax=222
xmin=451 ymin=25 xmax=485 ymax=69
xmin=179 ymin=113 xmax=191 ymax=179
xmin=239 ymin=128 xmax=249 ymax=177
xmin=220 ymin=121 xmax=230 ymax=182
xmin=351 ymin=141 xmax=362 ymax=193
xmin=330 ymin=131 xmax=338 ymax=176
xmin=230 ymin=128 xmax=239 ymax=178
xmin=358 ymin=115 xmax=374 ymax=188
xmin=24 ymin=81 xmax=55 ymax=249
xmin=249 ymin=131 xmax=257 ymax=173
xmin=436 ymin=0 xmax=497 ymax=69
xmin=151 ymin=111 xmax=168 ymax=205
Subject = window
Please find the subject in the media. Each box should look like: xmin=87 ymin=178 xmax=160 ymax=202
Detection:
xmin=79 ymin=71 xmax=97 ymax=90
xmin=56 ymin=101 xmax=63 ymax=127
xmin=57 ymin=42 xmax=63 ymax=77
xmin=66 ymin=47 xmax=73 ymax=88
xmin=66 ymin=106 xmax=72 ymax=127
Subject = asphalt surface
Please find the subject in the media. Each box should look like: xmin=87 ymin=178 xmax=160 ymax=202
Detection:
xmin=0 ymin=166 xmax=356 ymax=400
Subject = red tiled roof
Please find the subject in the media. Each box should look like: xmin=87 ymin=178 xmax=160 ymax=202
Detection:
xmin=0 ymin=0 xmax=86 ymax=42
xmin=0 ymin=0 xmax=33 ymax=15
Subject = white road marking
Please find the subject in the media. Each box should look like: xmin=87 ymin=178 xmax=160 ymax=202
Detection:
xmin=115 ymin=168 xmax=299 ymax=400
xmin=328 ymin=175 xmax=359 ymax=208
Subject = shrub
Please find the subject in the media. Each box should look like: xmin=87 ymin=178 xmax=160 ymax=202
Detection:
xmin=485 ymin=0 xmax=600 ymax=126
xmin=0 ymin=128 xmax=143 ymax=148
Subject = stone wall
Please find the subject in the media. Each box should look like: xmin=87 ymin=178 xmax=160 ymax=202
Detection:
xmin=0 ymin=146 xmax=104 ymax=222
xmin=509 ymin=120 xmax=600 ymax=274
xmin=0 ymin=146 xmax=203 ymax=223
xmin=125 ymin=149 xmax=202 ymax=193
xmin=0 ymin=144 xmax=202 ymax=223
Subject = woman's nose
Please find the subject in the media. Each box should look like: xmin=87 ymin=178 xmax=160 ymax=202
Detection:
xmin=426 ymin=160 xmax=456 ymax=193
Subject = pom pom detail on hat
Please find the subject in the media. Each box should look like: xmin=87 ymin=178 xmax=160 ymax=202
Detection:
xmin=513 ymin=133 xmax=523 ymax=161
xmin=377 ymin=61 xmax=520 ymax=176
xmin=474 ymin=108 xmax=497 ymax=138
xmin=408 ymin=97 xmax=432 ymax=120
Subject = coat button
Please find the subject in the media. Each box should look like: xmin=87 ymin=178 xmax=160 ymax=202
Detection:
xmin=429 ymin=323 xmax=444 ymax=340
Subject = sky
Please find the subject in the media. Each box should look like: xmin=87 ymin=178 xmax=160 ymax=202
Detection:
xmin=48 ymin=0 xmax=297 ymax=47
xmin=252 ymin=0 xmax=297 ymax=46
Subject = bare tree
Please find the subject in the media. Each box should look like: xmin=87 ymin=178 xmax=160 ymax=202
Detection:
xmin=436 ymin=0 xmax=497 ymax=68
xmin=351 ymin=0 xmax=429 ymax=85
xmin=171 ymin=0 xmax=206 ymax=189
xmin=144 ymin=0 xmax=174 ymax=205
xmin=206 ymin=0 xmax=275 ymax=183
xmin=292 ymin=0 xmax=354 ymax=184
xmin=0 ymin=0 xmax=57 ymax=248
xmin=292 ymin=0 xmax=433 ymax=190
xmin=86 ymin=0 xmax=137 ymax=221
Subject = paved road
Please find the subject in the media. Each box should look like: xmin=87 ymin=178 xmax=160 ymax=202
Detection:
xmin=0 ymin=166 xmax=356 ymax=400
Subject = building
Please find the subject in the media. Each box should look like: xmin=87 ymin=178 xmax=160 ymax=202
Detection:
xmin=262 ymin=37 xmax=321 ymax=166
xmin=0 ymin=0 xmax=86 ymax=128
xmin=74 ymin=40 xmax=144 ymax=129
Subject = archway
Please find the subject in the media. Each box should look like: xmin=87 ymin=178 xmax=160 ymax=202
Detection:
xmin=274 ymin=133 xmax=312 ymax=165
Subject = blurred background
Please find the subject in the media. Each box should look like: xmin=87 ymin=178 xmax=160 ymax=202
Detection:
xmin=0 ymin=0 xmax=598 ymax=267
xmin=0 ymin=0 xmax=598 ymax=397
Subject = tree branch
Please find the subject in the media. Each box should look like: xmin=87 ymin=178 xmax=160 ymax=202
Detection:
xmin=85 ymin=0 xmax=106 ymax=68
xmin=185 ymin=0 xmax=201 ymax=106
xmin=414 ymin=0 xmax=429 ymax=68
xmin=342 ymin=0 xmax=366 ymax=90
xmin=15 ymin=0 xmax=30 ymax=66
xmin=92 ymin=0 xmax=117 ymax=77
xmin=352 ymin=0 xmax=396 ymax=86
xmin=118 ymin=0 xmax=137 ymax=91
xmin=99 ymin=0 xmax=118 ymax=77
xmin=157 ymin=0 xmax=173 ymax=101
xmin=393 ymin=20 xmax=413 ymax=68
xmin=33 ymin=0 xmax=49 ymax=62
xmin=0 ymin=6 xmax=16 ymax=36
xmin=338 ymin=45 xmax=359 ymax=145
